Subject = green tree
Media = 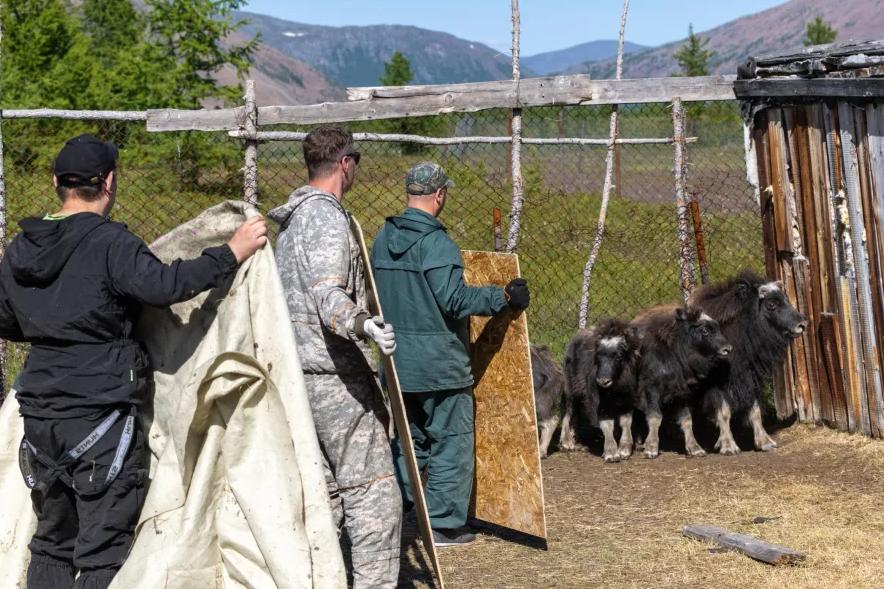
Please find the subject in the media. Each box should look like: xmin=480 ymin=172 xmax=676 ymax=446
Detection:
xmin=379 ymin=52 xmax=441 ymax=154
xmin=673 ymin=24 xmax=714 ymax=77
xmin=380 ymin=51 xmax=413 ymax=86
xmin=144 ymin=0 xmax=257 ymax=108
xmin=804 ymin=16 xmax=837 ymax=46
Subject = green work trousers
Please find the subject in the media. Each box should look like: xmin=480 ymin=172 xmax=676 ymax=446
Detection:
xmin=391 ymin=387 xmax=474 ymax=530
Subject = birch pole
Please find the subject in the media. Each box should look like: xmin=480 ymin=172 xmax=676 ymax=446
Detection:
xmin=0 ymin=16 xmax=7 ymax=394
xmin=243 ymin=80 xmax=259 ymax=206
xmin=504 ymin=0 xmax=525 ymax=253
xmin=672 ymin=97 xmax=697 ymax=300
xmin=577 ymin=0 xmax=630 ymax=329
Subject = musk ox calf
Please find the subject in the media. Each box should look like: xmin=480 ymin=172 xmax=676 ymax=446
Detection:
xmin=560 ymin=319 xmax=641 ymax=462
xmin=632 ymin=305 xmax=732 ymax=458
xmin=689 ymin=271 xmax=807 ymax=455
xmin=531 ymin=345 xmax=565 ymax=458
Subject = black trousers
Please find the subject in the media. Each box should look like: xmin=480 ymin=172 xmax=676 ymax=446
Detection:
xmin=22 ymin=411 xmax=147 ymax=589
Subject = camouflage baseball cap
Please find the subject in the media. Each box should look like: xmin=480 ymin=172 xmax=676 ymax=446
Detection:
xmin=405 ymin=162 xmax=455 ymax=195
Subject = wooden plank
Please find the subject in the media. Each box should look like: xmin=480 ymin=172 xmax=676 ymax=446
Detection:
xmin=734 ymin=78 xmax=884 ymax=99
xmin=346 ymin=74 xmax=736 ymax=103
xmin=820 ymin=313 xmax=850 ymax=430
xmin=147 ymin=75 xmax=735 ymax=131
xmin=789 ymin=107 xmax=823 ymax=422
xmin=349 ymin=218 xmax=445 ymax=589
xmin=840 ymin=276 xmax=866 ymax=434
xmin=767 ymin=110 xmax=794 ymax=255
xmin=782 ymin=263 xmax=810 ymax=421
xmin=854 ymin=108 xmax=884 ymax=435
xmin=146 ymin=107 xmax=245 ymax=132
xmin=683 ymin=524 xmax=806 ymax=566
xmin=462 ymin=251 xmax=546 ymax=540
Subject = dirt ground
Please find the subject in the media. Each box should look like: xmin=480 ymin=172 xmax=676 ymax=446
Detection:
xmin=399 ymin=424 xmax=884 ymax=589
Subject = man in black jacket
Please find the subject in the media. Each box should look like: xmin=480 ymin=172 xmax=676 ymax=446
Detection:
xmin=0 ymin=134 xmax=267 ymax=589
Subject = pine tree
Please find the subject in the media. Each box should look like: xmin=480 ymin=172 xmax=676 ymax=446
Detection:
xmin=380 ymin=52 xmax=438 ymax=154
xmin=804 ymin=16 xmax=837 ymax=46
xmin=673 ymin=24 xmax=714 ymax=77
xmin=380 ymin=51 xmax=413 ymax=86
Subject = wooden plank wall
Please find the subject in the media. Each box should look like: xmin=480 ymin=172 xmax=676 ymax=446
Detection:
xmin=751 ymin=100 xmax=884 ymax=437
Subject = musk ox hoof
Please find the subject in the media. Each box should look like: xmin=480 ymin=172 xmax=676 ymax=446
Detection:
xmin=618 ymin=447 xmax=633 ymax=460
xmin=603 ymin=452 xmax=621 ymax=463
xmin=559 ymin=440 xmax=577 ymax=452
xmin=687 ymin=446 xmax=707 ymax=458
xmin=715 ymin=438 xmax=741 ymax=456
xmin=757 ymin=439 xmax=778 ymax=452
xmin=643 ymin=449 xmax=659 ymax=459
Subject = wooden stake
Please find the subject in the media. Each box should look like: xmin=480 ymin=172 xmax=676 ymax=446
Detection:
xmin=577 ymin=0 xmax=630 ymax=329
xmin=493 ymin=208 xmax=503 ymax=252
xmin=243 ymin=80 xmax=259 ymax=207
xmin=505 ymin=0 xmax=525 ymax=253
xmin=690 ymin=199 xmax=710 ymax=284
xmin=672 ymin=97 xmax=697 ymax=301
xmin=0 ymin=15 xmax=7 ymax=398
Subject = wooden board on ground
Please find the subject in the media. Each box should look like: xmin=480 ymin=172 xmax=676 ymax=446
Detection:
xmin=462 ymin=250 xmax=547 ymax=540
xmin=683 ymin=524 xmax=806 ymax=565
xmin=349 ymin=217 xmax=445 ymax=589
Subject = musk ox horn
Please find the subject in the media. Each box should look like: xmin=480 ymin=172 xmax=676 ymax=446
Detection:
xmin=758 ymin=281 xmax=782 ymax=299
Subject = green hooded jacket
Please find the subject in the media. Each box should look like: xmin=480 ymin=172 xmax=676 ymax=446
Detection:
xmin=371 ymin=208 xmax=507 ymax=393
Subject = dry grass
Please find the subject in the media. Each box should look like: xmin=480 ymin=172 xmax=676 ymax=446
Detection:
xmin=400 ymin=425 xmax=884 ymax=588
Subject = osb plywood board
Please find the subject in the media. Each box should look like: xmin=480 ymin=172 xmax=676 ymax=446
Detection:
xmin=462 ymin=250 xmax=547 ymax=540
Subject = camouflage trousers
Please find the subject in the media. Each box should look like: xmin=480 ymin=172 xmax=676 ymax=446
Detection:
xmin=303 ymin=372 xmax=402 ymax=589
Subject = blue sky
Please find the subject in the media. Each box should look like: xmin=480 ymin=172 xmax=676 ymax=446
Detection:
xmin=241 ymin=0 xmax=787 ymax=55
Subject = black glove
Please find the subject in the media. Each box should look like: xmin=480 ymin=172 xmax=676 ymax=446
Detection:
xmin=505 ymin=278 xmax=530 ymax=310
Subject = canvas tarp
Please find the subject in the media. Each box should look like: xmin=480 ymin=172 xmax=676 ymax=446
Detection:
xmin=0 ymin=200 xmax=346 ymax=588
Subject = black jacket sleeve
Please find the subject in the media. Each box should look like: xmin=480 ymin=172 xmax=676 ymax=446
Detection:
xmin=107 ymin=230 xmax=240 ymax=306
xmin=0 ymin=276 xmax=25 ymax=341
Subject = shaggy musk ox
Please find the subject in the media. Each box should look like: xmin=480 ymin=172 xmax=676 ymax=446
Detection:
xmin=632 ymin=305 xmax=732 ymax=458
xmin=689 ymin=271 xmax=807 ymax=455
xmin=560 ymin=319 xmax=641 ymax=462
xmin=530 ymin=345 xmax=565 ymax=458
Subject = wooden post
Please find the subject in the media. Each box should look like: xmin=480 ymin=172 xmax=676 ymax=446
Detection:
xmin=577 ymin=0 xmax=631 ymax=328
xmin=243 ymin=80 xmax=259 ymax=207
xmin=505 ymin=0 xmax=525 ymax=253
xmin=672 ymin=97 xmax=697 ymax=301
xmin=493 ymin=207 xmax=503 ymax=252
xmin=614 ymin=109 xmax=622 ymax=199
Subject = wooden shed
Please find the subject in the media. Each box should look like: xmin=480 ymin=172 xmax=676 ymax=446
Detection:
xmin=735 ymin=40 xmax=884 ymax=436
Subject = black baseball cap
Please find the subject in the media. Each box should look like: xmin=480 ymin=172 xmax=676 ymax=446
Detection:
xmin=54 ymin=134 xmax=118 ymax=187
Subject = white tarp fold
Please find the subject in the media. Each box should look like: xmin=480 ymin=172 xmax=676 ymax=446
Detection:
xmin=0 ymin=201 xmax=345 ymax=588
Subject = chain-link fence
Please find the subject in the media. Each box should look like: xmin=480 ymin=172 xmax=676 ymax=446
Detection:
xmin=1 ymin=101 xmax=762 ymax=383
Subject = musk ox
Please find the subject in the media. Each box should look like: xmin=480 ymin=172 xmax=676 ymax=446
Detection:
xmin=689 ymin=271 xmax=807 ymax=455
xmin=560 ymin=319 xmax=641 ymax=462
xmin=531 ymin=344 xmax=565 ymax=458
xmin=632 ymin=305 xmax=732 ymax=459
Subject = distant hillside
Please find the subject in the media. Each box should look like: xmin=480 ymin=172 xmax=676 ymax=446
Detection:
xmin=214 ymin=33 xmax=344 ymax=106
xmin=566 ymin=0 xmax=884 ymax=78
xmin=234 ymin=11 xmax=523 ymax=87
xmin=523 ymin=40 xmax=646 ymax=76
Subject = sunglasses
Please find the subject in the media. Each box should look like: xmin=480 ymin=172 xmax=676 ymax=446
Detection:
xmin=342 ymin=150 xmax=361 ymax=166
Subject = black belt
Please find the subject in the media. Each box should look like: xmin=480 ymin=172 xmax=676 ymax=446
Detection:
xmin=19 ymin=407 xmax=136 ymax=495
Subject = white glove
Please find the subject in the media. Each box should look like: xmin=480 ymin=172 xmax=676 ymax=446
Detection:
xmin=364 ymin=316 xmax=396 ymax=356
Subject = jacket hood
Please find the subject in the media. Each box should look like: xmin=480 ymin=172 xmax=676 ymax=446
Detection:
xmin=268 ymin=186 xmax=342 ymax=227
xmin=7 ymin=213 xmax=108 ymax=285
xmin=385 ymin=208 xmax=444 ymax=256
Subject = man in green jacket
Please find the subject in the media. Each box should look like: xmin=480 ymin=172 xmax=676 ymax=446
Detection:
xmin=370 ymin=162 xmax=529 ymax=546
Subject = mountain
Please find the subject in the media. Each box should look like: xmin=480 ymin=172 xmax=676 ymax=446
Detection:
xmin=566 ymin=0 xmax=884 ymax=78
xmin=214 ymin=33 xmax=345 ymax=106
xmin=523 ymin=40 xmax=646 ymax=76
xmin=234 ymin=11 xmax=521 ymax=87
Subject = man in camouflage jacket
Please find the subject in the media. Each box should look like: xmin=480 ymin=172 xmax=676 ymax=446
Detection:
xmin=268 ymin=126 xmax=401 ymax=588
